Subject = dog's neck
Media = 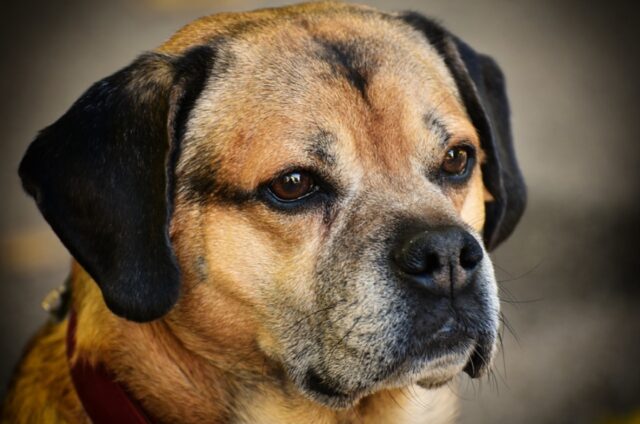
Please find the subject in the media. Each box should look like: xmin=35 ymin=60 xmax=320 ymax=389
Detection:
xmin=70 ymin=263 xmax=458 ymax=424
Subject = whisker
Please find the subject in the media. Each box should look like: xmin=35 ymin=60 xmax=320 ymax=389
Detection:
xmin=387 ymin=390 xmax=408 ymax=415
xmin=325 ymin=317 xmax=361 ymax=363
xmin=499 ymin=285 xmax=543 ymax=305
xmin=499 ymin=312 xmax=520 ymax=345
xmin=492 ymin=262 xmax=515 ymax=279
xmin=496 ymin=258 xmax=545 ymax=284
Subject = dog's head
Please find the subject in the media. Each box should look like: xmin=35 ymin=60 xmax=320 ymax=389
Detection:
xmin=19 ymin=3 xmax=525 ymax=408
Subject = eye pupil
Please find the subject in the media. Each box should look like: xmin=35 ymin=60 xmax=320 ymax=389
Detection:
xmin=269 ymin=171 xmax=316 ymax=201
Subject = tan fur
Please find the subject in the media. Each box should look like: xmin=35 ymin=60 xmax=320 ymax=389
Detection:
xmin=1 ymin=319 xmax=86 ymax=423
xmin=4 ymin=2 xmax=492 ymax=423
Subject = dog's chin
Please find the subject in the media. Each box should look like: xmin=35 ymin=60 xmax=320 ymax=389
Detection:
xmin=295 ymin=355 xmax=469 ymax=409
xmin=293 ymin=335 xmax=490 ymax=409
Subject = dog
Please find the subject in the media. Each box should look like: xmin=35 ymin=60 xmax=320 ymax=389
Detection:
xmin=2 ymin=2 xmax=525 ymax=423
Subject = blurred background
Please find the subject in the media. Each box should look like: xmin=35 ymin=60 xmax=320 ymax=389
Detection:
xmin=1 ymin=0 xmax=639 ymax=422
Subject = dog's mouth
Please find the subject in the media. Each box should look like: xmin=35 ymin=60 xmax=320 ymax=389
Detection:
xmin=297 ymin=320 xmax=495 ymax=408
xmin=299 ymin=369 xmax=359 ymax=408
xmin=304 ymin=369 xmax=351 ymax=400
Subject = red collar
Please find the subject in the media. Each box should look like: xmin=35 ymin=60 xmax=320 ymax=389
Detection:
xmin=66 ymin=310 xmax=154 ymax=424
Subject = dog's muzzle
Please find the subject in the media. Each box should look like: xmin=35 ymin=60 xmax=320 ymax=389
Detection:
xmin=294 ymin=223 xmax=499 ymax=406
xmin=391 ymin=225 xmax=497 ymax=379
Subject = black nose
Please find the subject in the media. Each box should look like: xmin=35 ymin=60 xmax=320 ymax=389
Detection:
xmin=392 ymin=226 xmax=484 ymax=296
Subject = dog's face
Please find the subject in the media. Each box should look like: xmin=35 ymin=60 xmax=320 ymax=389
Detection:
xmin=19 ymin=3 xmax=525 ymax=409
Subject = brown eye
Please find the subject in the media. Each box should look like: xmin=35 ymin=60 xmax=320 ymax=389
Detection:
xmin=441 ymin=146 xmax=472 ymax=176
xmin=268 ymin=171 xmax=317 ymax=201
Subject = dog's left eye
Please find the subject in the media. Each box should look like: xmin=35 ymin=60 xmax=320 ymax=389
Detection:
xmin=268 ymin=171 xmax=318 ymax=202
xmin=440 ymin=145 xmax=475 ymax=178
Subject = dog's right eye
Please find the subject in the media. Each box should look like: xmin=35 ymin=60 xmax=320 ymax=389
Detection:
xmin=268 ymin=171 xmax=318 ymax=202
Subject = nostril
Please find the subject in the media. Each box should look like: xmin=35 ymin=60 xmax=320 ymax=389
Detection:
xmin=460 ymin=235 xmax=483 ymax=271
xmin=400 ymin=246 xmax=428 ymax=274
xmin=394 ymin=243 xmax=441 ymax=276
xmin=423 ymin=252 xmax=440 ymax=275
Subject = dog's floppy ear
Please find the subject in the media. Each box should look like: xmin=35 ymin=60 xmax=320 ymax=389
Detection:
xmin=399 ymin=12 xmax=526 ymax=250
xmin=19 ymin=47 xmax=214 ymax=322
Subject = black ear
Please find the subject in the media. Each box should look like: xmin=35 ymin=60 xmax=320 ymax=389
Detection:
xmin=399 ymin=12 xmax=526 ymax=250
xmin=19 ymin=47 xmax=215 ymax=321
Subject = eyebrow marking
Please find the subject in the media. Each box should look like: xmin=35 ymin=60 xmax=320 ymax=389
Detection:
xmin=306 ymin=129 xmax=337 ymax=167
xmin=314 ymin=37 xmax=370 ymax=103
xmin=424 ymin=112 xmax=453 ymax=146
xmin=181 ymin=160 xmax=256 ymax=206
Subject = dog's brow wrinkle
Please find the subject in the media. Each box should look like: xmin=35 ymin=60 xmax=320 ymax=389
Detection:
xmin=313 ymin=37 xmax=370 ymax=103
xmin=182 ymin=161 xmax=255 ymax=205
xmin=424 ymin=112 xmax=452 ymax=146
xmin=215 ymin=184 xmax=256 ymax=205
xmin=307 ymin=129 xmax=337 ymax=167
xmin=182 ymin=161 xmax=218 ymax=202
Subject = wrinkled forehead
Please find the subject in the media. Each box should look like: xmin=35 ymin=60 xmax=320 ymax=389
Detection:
xmin=179 ymin=12 xmax=474 ymax=190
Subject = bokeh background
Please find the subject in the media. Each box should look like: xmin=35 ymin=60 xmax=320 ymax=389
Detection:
xmin=1 ymin=0 xmax=639 ymax=422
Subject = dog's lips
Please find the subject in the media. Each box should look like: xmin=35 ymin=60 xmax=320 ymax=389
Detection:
xmin=413 ymin=324 xmax=497 ymax=382
xmin=304 ymin=369 xmax=352 ymax=399
xmin=415 ymin=320 xmax=497 ymax=381
xmin=298 ymin=368 xmax=359 ymax=408
xmin=462 ymin=332 xmax=497 ymax=378
xmin=409 ymin=327 xmax=477 ymax=375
